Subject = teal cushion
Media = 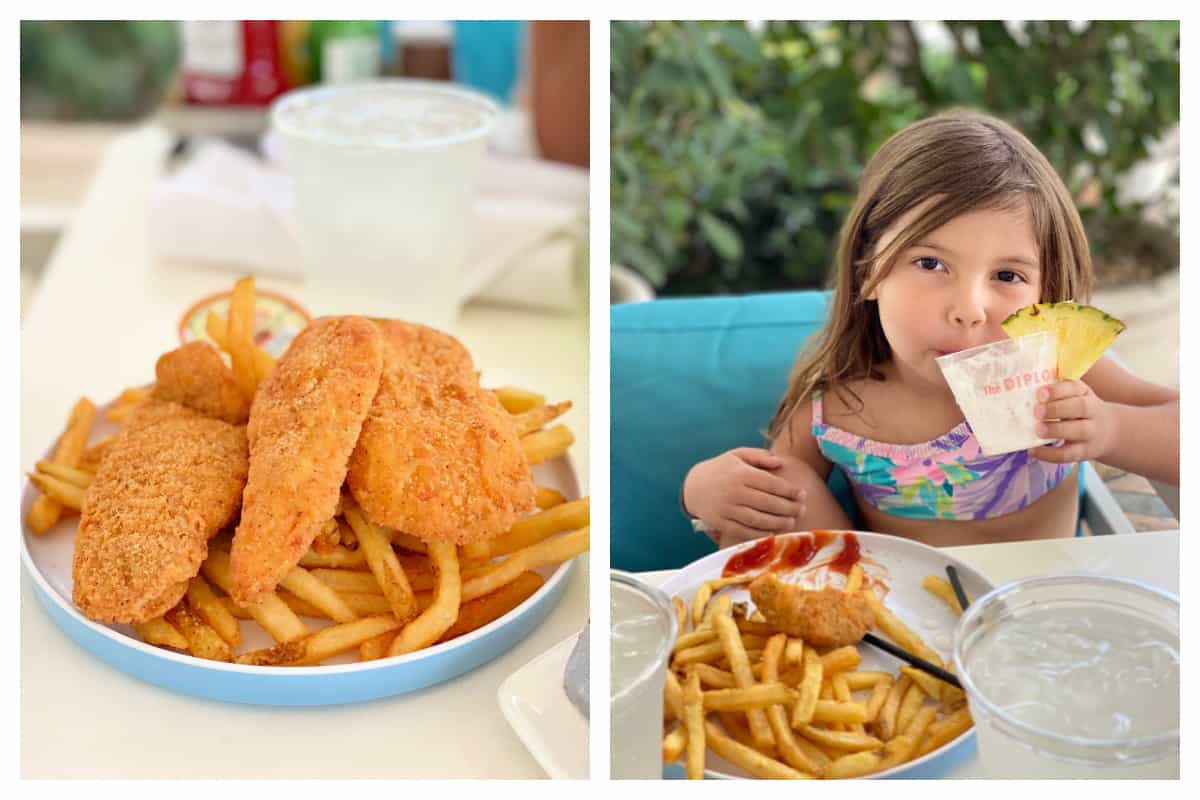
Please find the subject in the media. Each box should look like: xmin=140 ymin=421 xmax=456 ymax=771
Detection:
xmin=610 ymin=290 xmax=857 ymax=572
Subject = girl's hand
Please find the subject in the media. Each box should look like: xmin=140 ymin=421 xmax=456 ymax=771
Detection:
xmin=682 ymin=447 xmax=806 ymax=546
xmin=1028 ymin=380 xmax=1117 ymax=463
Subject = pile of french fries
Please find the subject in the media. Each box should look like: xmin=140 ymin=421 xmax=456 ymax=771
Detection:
xmin=662 ymin=566 xmax=973 ymax=779
xmin=25 ymin=276 xmax=591 ymax=667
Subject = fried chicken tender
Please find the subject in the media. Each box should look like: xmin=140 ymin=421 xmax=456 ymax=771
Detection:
xmin=152 ymin=340 xmax=250 ymax=424
xmin=749 ymin=574 xmax=875 ymax=649
xmin=229 ymin=316 xmax=384 ymax=605
xmin=346 ymin=322 xmax=535 ymax=545
xmin=72 ymin=401 xmax=249 ymax=624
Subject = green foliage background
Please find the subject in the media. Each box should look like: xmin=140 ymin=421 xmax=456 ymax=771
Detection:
xmin=21 ymin=21 xmax=180 ymax=120
xmin=610 ymin=21 xmax=1180 ymax=296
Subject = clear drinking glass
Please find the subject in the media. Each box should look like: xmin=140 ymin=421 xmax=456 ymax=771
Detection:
xmin=610 ymin=571 xmax=677 ymax=779
xmin=953 ymin=574 xmax=1179 ymax=778
xmin=271 ymin=79 xmax=498 ymax=328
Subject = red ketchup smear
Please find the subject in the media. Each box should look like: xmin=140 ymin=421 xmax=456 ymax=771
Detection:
xmin=722 ymin=536 xmax=777 ymax=577
xmin=827 ymin=532 xmax=862 ymax=574
xmin=774 ymin=531 xmax=833 ymax=571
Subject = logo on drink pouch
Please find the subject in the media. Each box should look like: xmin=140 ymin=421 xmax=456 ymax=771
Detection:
xmin=981 ymin=367 xmax=1057 ymax=396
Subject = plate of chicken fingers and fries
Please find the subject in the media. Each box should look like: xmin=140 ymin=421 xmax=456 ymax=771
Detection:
xmin=659 ymin=531 xmax=992 ymax=779
xmin=21 ymin=277 xmax=590 ymax=705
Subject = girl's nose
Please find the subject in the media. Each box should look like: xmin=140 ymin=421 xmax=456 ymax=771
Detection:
xmin=951 ymin=288 xmax=987 ymax=328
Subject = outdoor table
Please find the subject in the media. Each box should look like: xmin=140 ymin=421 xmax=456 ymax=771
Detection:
xmin=21 ymin=124 xmax=590 ymax=779
xmin=639 ymin=529 xmax=1180 ymax=779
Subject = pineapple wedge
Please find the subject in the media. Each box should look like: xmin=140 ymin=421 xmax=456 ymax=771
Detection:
xmin=1001 ymin=302 xmax=1126 ymax=380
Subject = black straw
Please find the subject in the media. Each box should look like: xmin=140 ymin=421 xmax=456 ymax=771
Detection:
xmin=945 ymin=565 xmax=971 ymax=613
xmin=861 ymin=632 xmax=963 ymax=689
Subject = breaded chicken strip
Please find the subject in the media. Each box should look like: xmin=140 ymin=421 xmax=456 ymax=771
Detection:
xmin=749 ymin=574 xmax=875 ymax=649
xmin=347 ymin=326 xmax=535 ymax=546
xmin=152 ymin=340 xmax=250 ymax=424
xmin=376 ymin=320 xmax=476 ymax=385
xmin=229 ymin=316 xmax=384 ymax=605
xmin=72 ymin=401 xmax=249 ymax=624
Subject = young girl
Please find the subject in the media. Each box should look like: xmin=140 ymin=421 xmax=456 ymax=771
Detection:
xmin=681 ymin=110 xmax=1179 ymax=549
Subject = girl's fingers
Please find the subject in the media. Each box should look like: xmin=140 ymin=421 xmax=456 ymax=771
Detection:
xmin=728 ymin=506 xmax=796 ymax=533
xmin=715 ymin=521 xmax=768 ymax=548
xmin=1037 ymin=379 xmax=1088 ymax=404
xmin=1029 ymin=442 xmax=1087 ymax=463
xmin=744 ymin=467 xmax=802 ymax=500
xmin=733 ymin=448 xmax=784 ymax=470
xmin=1037 ymin=395 xmax=1092 ymax=421
xmin=739 ymin=487 xmax=805 ymax=518
xmin=1036 ymin=418 xmax=1095 ymax=443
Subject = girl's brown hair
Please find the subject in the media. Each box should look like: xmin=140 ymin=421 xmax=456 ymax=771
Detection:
xmin=767 ymin=109 xmax=1094 ymax=443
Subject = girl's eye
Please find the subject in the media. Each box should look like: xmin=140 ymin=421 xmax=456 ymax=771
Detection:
xmin=996 ymin=270 xmax=1026 ymax=284
xmin=915 ymin=256 xmax=944 ymax=272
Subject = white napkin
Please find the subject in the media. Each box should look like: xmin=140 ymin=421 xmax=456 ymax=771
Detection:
xmin=149 ymin=135 xmax=588 ymax=312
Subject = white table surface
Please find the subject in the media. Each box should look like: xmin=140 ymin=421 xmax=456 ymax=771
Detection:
xmin=639 ymin=529 xmax=1180 ymax=780
xmin=20 ymin=125 xmax=591 ymax=779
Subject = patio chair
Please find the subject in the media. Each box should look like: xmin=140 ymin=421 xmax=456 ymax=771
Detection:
xmin=611 ymin=290 xmax=1133 ymax=573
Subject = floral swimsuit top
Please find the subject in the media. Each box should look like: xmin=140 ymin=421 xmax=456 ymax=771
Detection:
xmin=811 ymin=391 xmax=1072 ymax=521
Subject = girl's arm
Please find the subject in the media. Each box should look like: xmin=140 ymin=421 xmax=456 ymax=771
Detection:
xmin=1038 ymin=356 xmax=1180 ymax=485
xmin=768 ymin=400 xmax=855 ymax=531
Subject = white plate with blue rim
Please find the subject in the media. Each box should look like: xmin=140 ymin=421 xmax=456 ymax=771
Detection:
xmin=21 ymin=401 xmax=583 ymax=707
xmin=658 ymin=531 xmax=993 ymax=780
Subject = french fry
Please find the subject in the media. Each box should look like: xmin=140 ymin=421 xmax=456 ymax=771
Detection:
xmin=703 ymin=683 xmax=795 ymax=712
xmin=902 ymin=704 xmax=938 ymax=748
xmin=825 ymin=750 xmax=884 ymax=779
xmin=844 ymin=564 xmax=864 ymax=593
xmin=494 ymin=386 xmax=545 ymax=414
xmin=864 ymin=674 xmax=894 ymax=724
xmin=762 ymin=634 xmax=826 ymax=777
xmin=390 ymin=530 xmax=428 ymax=554
xmin=843 ymin=670 xmax=891 ymax=691
xmin=482 ymin=498 xmax=591 ymax=559
xmin=861 ymin=588 xmax=945 ymax=668
xmin=820 ymin=645 xmax=862 ymax=675
xmin=916 ymin=708 xmax=973 ymax=757
xmin=437 ymin=570 xmax=544 ymax=643
xmin=922 ymin=575 xmax=965 ymax=615
xmin=784 ymin=637 xmax=806 ymax=668
xmin=521 ymin=424 xmax=574 ymax=465
xmin=713 ymin=611 xmax=774 ymax=751
xmin=691 ymin=583 xmax=714 ymax=630
xmin=878 ymin=734 xmax=916 ymax=771
xmin=830 ymin=673 xmax=864 ymax=733
xmin=672 ymin=596 xmax=688 ymax=636
xmin=460 ymin=527 xmax=589 ymax=602
xmin=673 ymin=628 xmax=718 ymax=654
xmin=343 ymin=500 xmax=419 ymax=623
xmin=873 ymin=674 xmax=912 ymax=741
xmin=674 ymin=639 xmax=726 ymax=668
xmin=225 ymin=277 xmax=260 ymax=402
xmin=811 ymin=699 xmax=869 ymax=725
xmin=687 ymin=663 xmax=736 ymax=689
xmin=704 ymin=721 xmax=812 ymax=780
xmin=311 ymin=569 xmax=382 ymax=595
xmin=389 ymin=541 xmax=461 ymax=655
xmin=798 ymin=726 xmax=883 ymax=753
xmin=35 ymin=460 xmax=94 ymax=489
xmin=186 ymin=575 xmax=242 ymax=647
xmin=200 ymin=549 xmax=308 ymax=643
xmin=511 ymin=400 xmax=573 ymax=436
xmin=664 ymin=669 xmax=685 ymax=720
xmin=683 ymin=670 xmax=706 ymax=779
xmin=702 ymin=594 xmax=733 ymax=633
xmin=205 ymin=310 xmax=274 ymax=380
xmin=299 ymin=545 xmax=368 ymax=570
xmin=663 ymin=724 xmax=687 ymax=765
xmin=237 ymin=616 xmax=401 ymax=666
xmin=28 ymin=472 xmax=86 ymax=512
xmin=895 ymin=680 xmax=927 ymax=734
xmin=359 ymin=630 xmax=399 ymax=662
xmin=28 ymin=397 xmax=95 ymax=533
xmin=280 ymin=566 xmax=357 ymax=623
xmin=901 ymin=665 xmax=949 ymax=703
xmin=790 ymin=644 xmax=824 ymax=728
xmin=534 ymin=486 xmax=567 ymax=510
xmin=166 ymin=603 xmax=233 ymax=662
xmin=133 ymin=616 xmax=188 ymax=650
xmin=734 ymin=618 xmax=776 ymax=638
xmin=77 ymin=435 xmax=113 ymax=473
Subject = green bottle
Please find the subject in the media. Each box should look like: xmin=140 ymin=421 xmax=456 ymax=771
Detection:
xmin=308 ymin=20 xmax=382 ymax=83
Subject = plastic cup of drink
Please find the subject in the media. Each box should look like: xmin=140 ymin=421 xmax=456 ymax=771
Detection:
xmin=271 ymin=79 xmax=498 ymax=328
xmin=953 ymin=574 xmax=1179 ymax=779
xmin=610 ymin=571 xmax=677 ymax=779
xmin=936 ymin=331 xmax=1058 ymax=455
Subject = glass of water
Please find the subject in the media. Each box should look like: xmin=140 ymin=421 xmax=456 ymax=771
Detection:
xmin=953 ymin=574 xmax=1179 ymax=778
xmin=271 ymin=79 xmax=497 ymax=328
xmin=610 ymin=571 xmax=676 ymax=779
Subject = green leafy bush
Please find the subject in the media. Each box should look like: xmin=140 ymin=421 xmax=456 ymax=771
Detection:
xmin=610 ymin=21 xmax=1180 ymax=295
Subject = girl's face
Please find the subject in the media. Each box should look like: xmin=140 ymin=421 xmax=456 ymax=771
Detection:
xmin=867 ymin=201 xmax=1042 ymax=391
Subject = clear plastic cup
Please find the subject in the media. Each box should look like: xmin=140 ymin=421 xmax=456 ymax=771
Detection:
xmin=610 ymin=572 xmax=677 ymax=779
xmin=953 ymin=574 xmax=1180 ymax=779
xmin=936 ymin=331 xmax=1058 ymax=455
xmin=271 ymin=79 xmax=498 ymax=328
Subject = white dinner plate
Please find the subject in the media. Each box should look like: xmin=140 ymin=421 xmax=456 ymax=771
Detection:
xmin=498 ymin=630 xmax=590 ymax=779
xmin=658 ymin=530 xmax=994 ymax=780
xmin=21 ymin=396 xmax=582 ymax=706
